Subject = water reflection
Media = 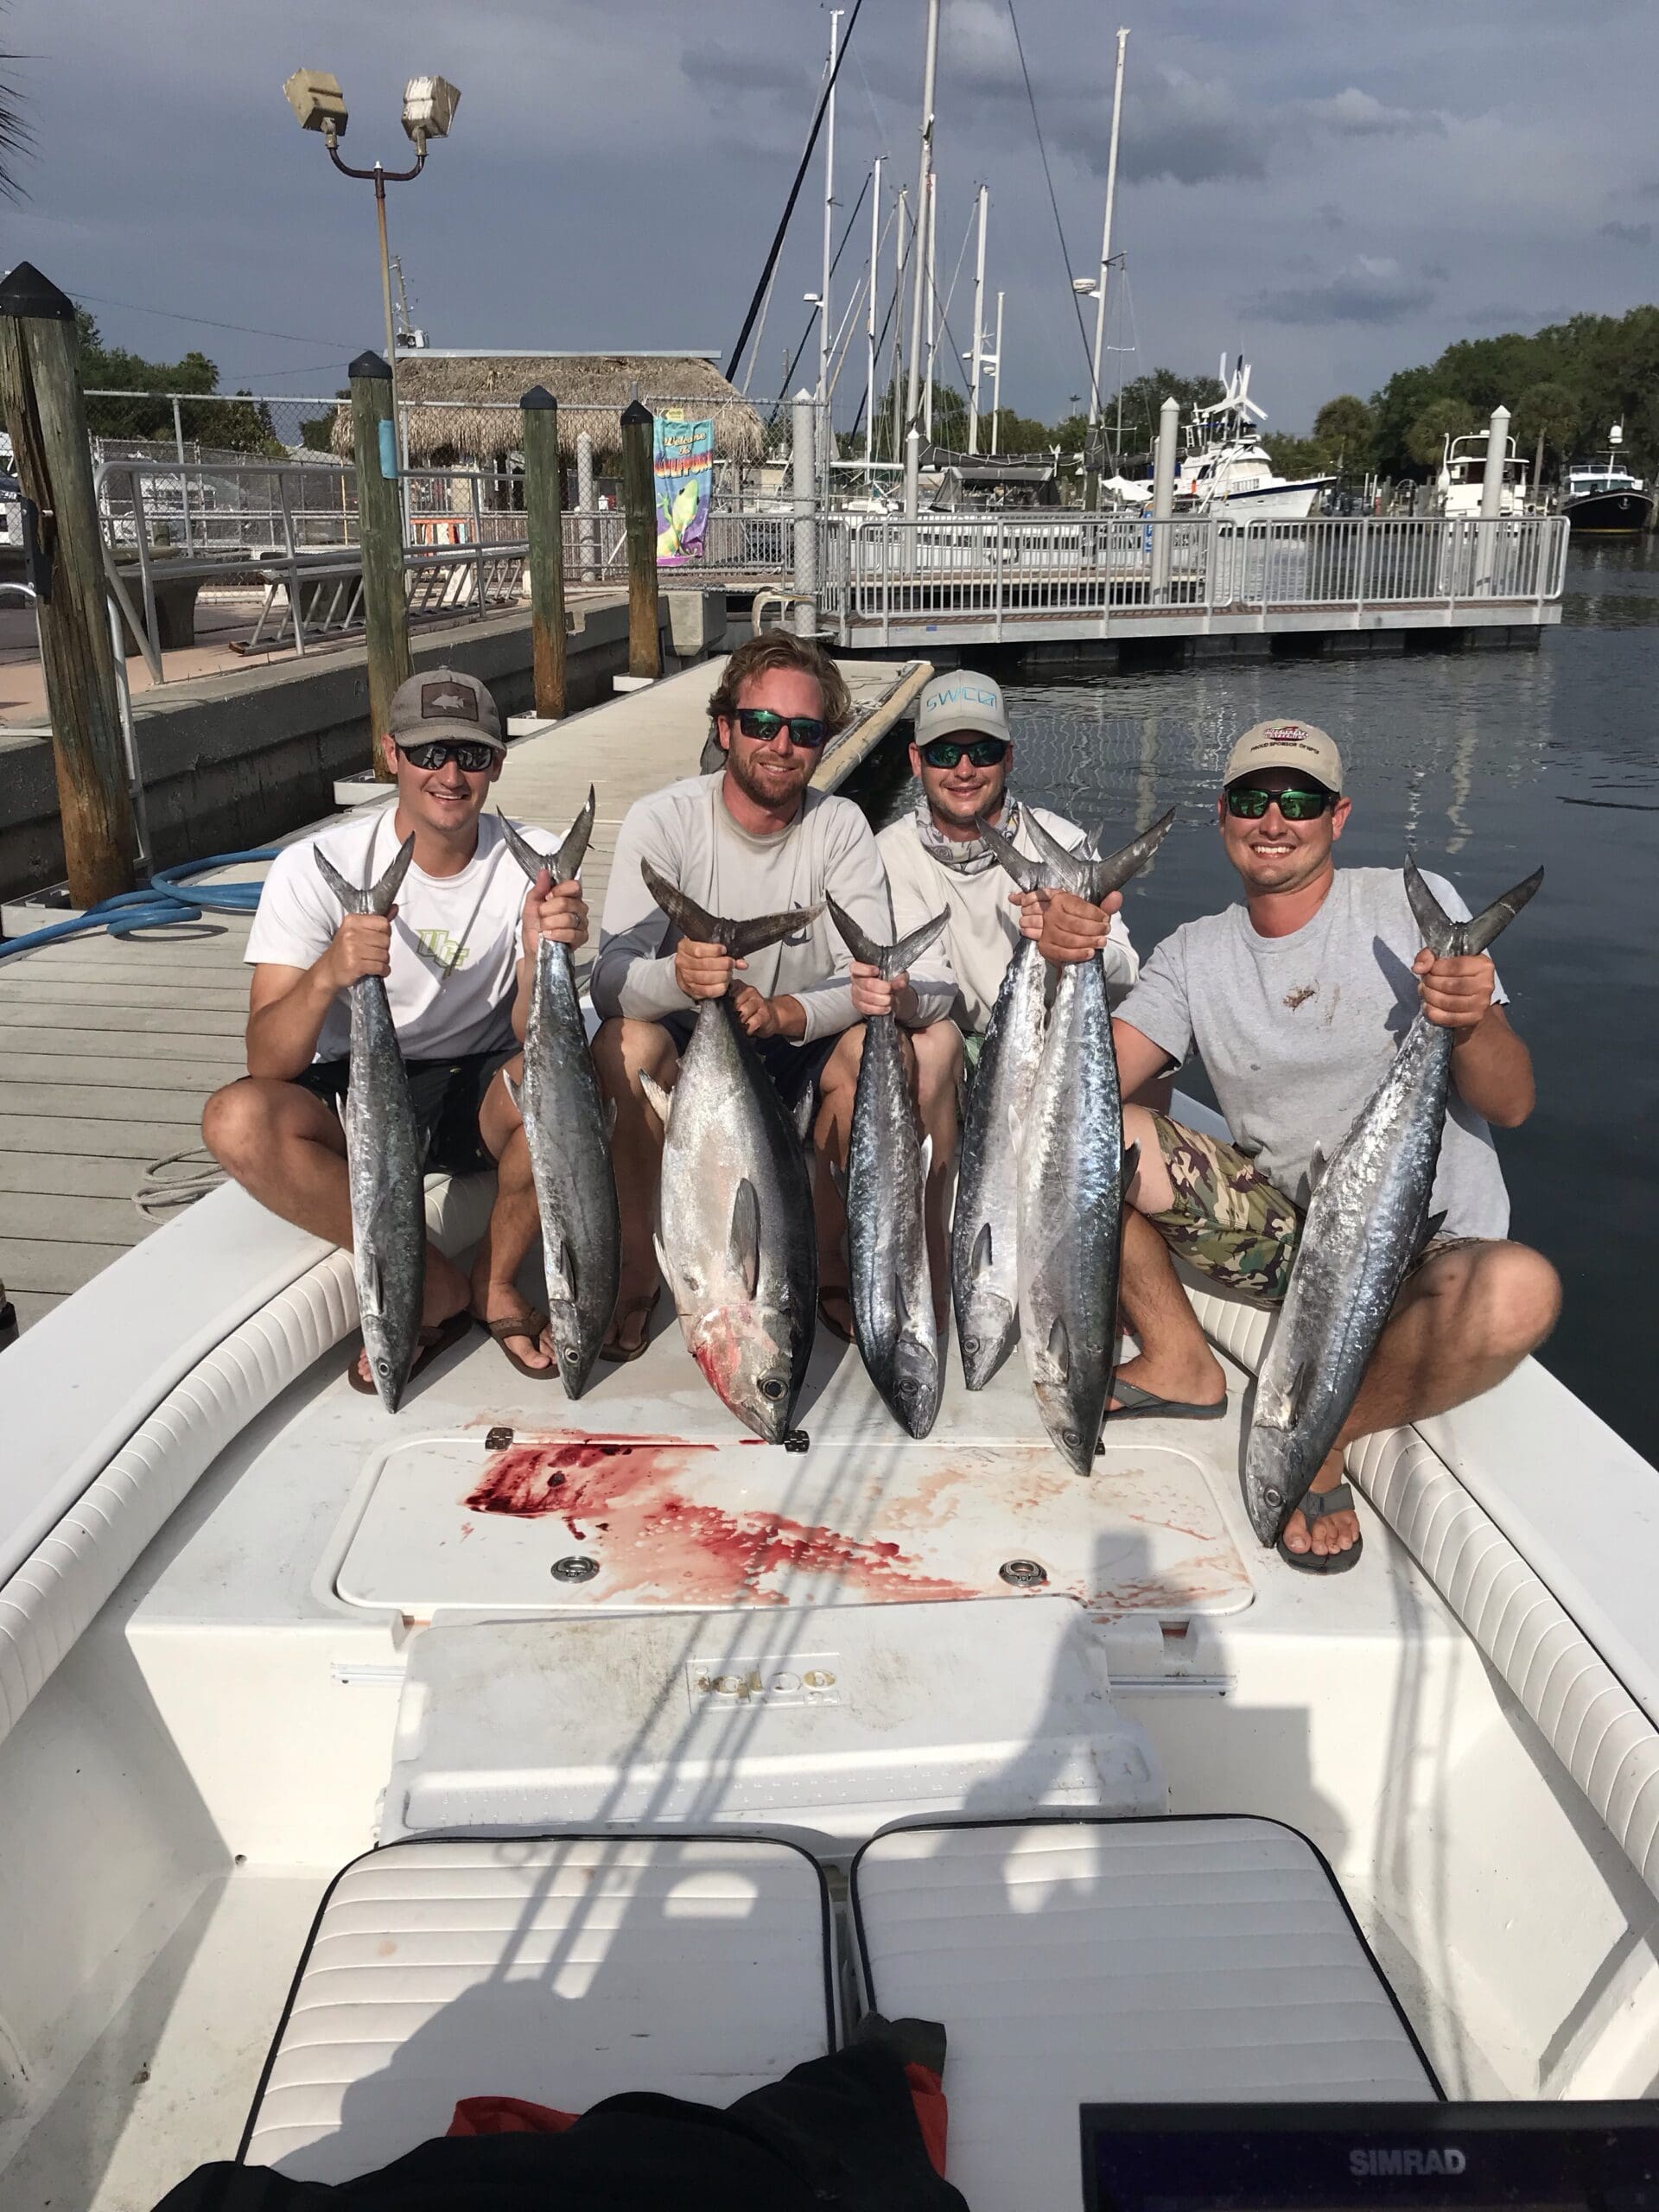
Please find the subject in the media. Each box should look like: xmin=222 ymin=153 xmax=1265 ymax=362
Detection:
xmin=860 ymin=543 xmax=1658 ymax=1457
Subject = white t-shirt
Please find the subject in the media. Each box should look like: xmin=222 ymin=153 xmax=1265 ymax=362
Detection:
xmin=245 ymin=806 xmax=560 ymax=1063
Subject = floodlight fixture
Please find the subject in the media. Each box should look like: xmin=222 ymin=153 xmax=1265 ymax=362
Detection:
xmin=1071 ymin=276 xmax=1096 ymax=296
xmin=402 ymin=75 xmax=461 ymax=153
xmin=284 ymin=67 xmax=348 ymax=144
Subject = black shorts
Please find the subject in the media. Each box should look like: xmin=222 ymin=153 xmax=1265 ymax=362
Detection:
xmin=659 ymin=1012 xmax=837 ymax=1115
xmin=298 ymin=1047 xmax=517 ymax=1176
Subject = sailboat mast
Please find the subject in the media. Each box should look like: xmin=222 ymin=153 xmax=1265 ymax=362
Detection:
xmin=1088 ymin=26 xmax=1129 ymax=429
xmin=969 ymin=182 xmax=988 ymax=454
xmin=990 ymin=288 xmax=1004 ymax=454
xmin=866 ymin=155 xmax=881 ymax=477
xmin=904 ymin=0 xmax=941 ymax=510
xmin=817 ymin=9 xmax=842 ymax=405
xmin=924 ymin=171 xmax=937 ymax=440
xmin=893 ymin=185 xmax=909 ymax=466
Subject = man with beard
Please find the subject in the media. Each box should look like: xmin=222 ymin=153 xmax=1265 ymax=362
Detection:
xmin=591 ymin=632 xmax=955 ymax=1358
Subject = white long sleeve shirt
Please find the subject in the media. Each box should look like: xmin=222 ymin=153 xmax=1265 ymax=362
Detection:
xmin=592 ymin=773 xmax=955 ymax=1041
xmin=877 ymin=803 xmax=1141 ymax=1035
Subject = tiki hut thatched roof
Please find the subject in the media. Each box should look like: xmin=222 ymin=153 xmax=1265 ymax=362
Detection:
xmin=330 ymin=352 xmax=769 ymax=464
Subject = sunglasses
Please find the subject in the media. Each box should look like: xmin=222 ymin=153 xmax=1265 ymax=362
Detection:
xmin=398 ymin=738 xmax=499 ymax=773
xmin=919 ymin=735 xmax=1011 ymax=770
xmin=734 ymin=708 xmax=828 ymax=751
xmin=1226 ymin=783 xmax=1332 ymax=822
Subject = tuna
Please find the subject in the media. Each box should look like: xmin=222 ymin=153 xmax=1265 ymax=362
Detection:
xmin=637 ymin=861 xmax=822 ymax=1442
xmin=499 ymin=790 xmax=620 ymax=1397
xmin=827 ymin=899 xmax=951 ymax=1438
xmin=1016 ymin=808 xmax=1175 ymax=1472
xmin=1243 ymin=857 xmax=1542 ymax=1545
xmin=314 ymin=835 xmax=425 ymax=1413
xmin=950 ymin=815 xmax=1056 ymax=1389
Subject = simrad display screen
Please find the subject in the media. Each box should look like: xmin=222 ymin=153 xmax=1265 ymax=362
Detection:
xmin=1081 ymin=2105 xmax=1659 ymax=2212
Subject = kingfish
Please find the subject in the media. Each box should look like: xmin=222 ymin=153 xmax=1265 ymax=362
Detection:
xmin=315 ymin=835 xmax=425 ymax=1413
xmin=500 ymin=790 xmax=620 ymax=1397
xmin=1016 ymin=808 xmax=1175 ymax=1473
xmin=1242 ymin=857 xmax=1542 ymax=1546
xmin=827 ymin=899 xmax=951 ymax=1438
xmin=950 ymin=817 xmax=1056 ymax=1389
xmin=637 ymin=861 xmax=822 ymax=1442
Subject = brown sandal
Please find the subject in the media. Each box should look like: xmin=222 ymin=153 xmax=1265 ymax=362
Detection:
xmin=485 ymin=1309 xmax=560 ymax=1380
xmin=346 ymin=1306 xmax=474 ymax=1395
xmin=817 ymin=1285 xmax=855 ymax=1344
xmin=600 ymin=1287 xmax=660 ymax=1364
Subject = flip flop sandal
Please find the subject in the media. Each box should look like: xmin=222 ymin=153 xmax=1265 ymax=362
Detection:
xmin=817 ymin=1286 xmax=855 ymax=1344
xmin=346 ymin=1307 xmax=475 ymax=1395
xmin=1100 ymin=1377 xmax=1229 ymax=1422
xmin=599 ymin=1287 xmax=661 ymax=1365
xmin=486 ymin=1309 xmax=560 ymax=1380
xmin=1276 ymin=1479 xmax=1364 ymax=1574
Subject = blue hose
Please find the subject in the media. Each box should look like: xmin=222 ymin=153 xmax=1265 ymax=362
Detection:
xmin=0 ymin=848 xmax=279 ymax=959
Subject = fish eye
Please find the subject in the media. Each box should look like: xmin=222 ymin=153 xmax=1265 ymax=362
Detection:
xmin=377 ymin=1359 xmax=390 ymax=1374
xmin=1264 ymin=1485 xmax=1283 ymax=1508
xmin=759 ymin=1376 xmax=786 ymax=1401
xmin=562 ymin=1347 xmax=580 ymax=1363
xmin=964 ymin=1335 xmax=980 ymax=1352
xmin=1063 ymin=1427 xmax=1080 ymax=1449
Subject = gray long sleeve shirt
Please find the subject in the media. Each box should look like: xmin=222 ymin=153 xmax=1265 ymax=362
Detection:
xmin=591 ymin=773 xmax=955 ymax=1042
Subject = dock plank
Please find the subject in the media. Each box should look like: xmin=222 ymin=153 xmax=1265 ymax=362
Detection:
xmin=2 ymin=1289 xmax=63 ymax=1333
xmin=0 ymin=1154 xmax=156 ymax=1198
xmin=0 ymin=1025 xmax=247 ymax=1062
xmin=0 ymin=1080 xmax=219 ymax=1122
xmin=2 ymin=1052 xmax=245 ymax=1090
xmin=3 ymin=1191 xmax=156 ymax=1244
xmin=0 ymin=1115 xmax=206 ymax=1160
xmin=0 ymin=1003 xmax=248 ymax=1036
xmin=0 ymin=981 xmax=252 ymax=1011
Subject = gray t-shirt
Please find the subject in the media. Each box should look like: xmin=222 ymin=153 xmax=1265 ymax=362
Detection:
xmin=1116 ymin=866 xmax=1514 ymax=1238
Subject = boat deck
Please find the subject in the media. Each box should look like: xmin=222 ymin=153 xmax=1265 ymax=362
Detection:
xmin=0 ymin=656 xmax=928 ymax=1337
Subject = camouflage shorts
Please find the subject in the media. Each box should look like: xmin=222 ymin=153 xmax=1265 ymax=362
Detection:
xmin=1144 ymin=1114 xmax=1473 ymax=1306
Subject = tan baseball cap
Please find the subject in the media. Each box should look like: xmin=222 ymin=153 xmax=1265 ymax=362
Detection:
xmin=1223 ymin=717 xmax=1343 ymax=793
xmin=388 ymin=667 xmax=505 ymax=751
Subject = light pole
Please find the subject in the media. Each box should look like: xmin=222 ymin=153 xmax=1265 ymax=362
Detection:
xmin=283 ymin=70 xmax=461 ymax=368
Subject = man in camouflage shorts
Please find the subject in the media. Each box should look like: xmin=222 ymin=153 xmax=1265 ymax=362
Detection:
xmin=1034 ymin=717 xmax=1559 ymax=1572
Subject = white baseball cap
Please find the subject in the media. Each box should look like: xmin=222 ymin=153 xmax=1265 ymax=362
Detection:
xmin=915 ymin=669 xmax=1010 ymax=747
xmin=1223 ymin=717 xmax=1343 ymax=793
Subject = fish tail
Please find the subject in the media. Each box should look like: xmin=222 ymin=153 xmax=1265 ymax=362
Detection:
xmin=1406 ymin=855 xmax=1542 ymax=959
xmin=727 ymin=900 xmax=824 ymax=959
xmin=1087 ymin=808 xmax=1176 ymax=900
xmin=499 ymin=817 xmax=550 ymax=884
xmin=828 ymin=897 xmax=948 ymax=979
xmin=1459 ymin=865 xmax=1544 ymax=957
xmin=976 ymin=811 xmax=1045 ymax=893
xmin=641 ymin=860 xmax=721 ymax=944
xmin=644 ymin=858 xmax=819 ymax=959
xmin=1020 ymin=808 xmax=1092 ymax=893
xmin=1403 ymin=855 xmax=1459 ymax=958
xmin=552 ymin=786 xmax=597 ymax=882
xmin=367 ymin=834 xmax=416 ymax=916
xmin=314 ymin=848 xmax=368 ymax=914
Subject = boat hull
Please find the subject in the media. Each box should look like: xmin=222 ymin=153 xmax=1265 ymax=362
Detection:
xmin=1563 ymin=487 xmax=1656 ymax=534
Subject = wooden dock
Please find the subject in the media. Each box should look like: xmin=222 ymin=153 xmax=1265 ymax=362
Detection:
xmin=0 ymin=656 xmax=929 ymax=1335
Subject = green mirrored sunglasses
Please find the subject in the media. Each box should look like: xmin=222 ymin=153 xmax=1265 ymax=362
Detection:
xmin=1226 ymin=784 xmax=1332 ymax=822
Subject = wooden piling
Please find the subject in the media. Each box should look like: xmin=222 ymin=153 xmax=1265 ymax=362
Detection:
xmin=521 ymin=385 xmax=568 ymax=720
xmin=0 ymin=262 xmax=137 ymax=905
xmin=620 ymin=397 xmax=661 ymax=680
xmin=348 ymin=350 xmax=410 ymax=779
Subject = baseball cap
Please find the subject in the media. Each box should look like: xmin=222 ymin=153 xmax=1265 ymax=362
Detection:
xmin=915 ymin=669 xmax=1010 ymax=748
xmin=388 ymin=667 xmax=505 ymax=752
xmin=1224 ymin=717 xmax=1343 ymax=794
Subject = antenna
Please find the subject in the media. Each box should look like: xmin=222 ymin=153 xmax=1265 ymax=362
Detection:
xmin=390 ymin=254 xmax=427 ymax=350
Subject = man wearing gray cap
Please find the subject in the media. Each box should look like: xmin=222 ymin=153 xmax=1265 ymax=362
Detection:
xmin=1038 ymin=716 xmax=1560 ymax=1572
xmin=204 ymin=668 xmax=589 ymax=1389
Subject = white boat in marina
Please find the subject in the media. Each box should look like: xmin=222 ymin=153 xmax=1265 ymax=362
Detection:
xmin=1176 ymin=358 xmax=1336 ymax=522
xmin=5 ymin=1044 xmax=1659 ymax=2203
xmin=1436 ymin=429 xmax=1530 ymax=518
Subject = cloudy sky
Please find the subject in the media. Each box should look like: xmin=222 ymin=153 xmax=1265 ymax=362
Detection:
xmin=5 ymin=0 xmax=1656 ymax=431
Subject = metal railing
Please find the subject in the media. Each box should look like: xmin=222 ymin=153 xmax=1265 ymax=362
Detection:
xmin=816 ymin=511 xmax=1570 ymax=641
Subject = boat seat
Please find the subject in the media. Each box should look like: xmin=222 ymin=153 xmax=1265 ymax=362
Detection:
xmin=241 ymin=1833 xmax=836 ymax=2184
xmin=851 ymin=1815 xmax=1438 ymax=2212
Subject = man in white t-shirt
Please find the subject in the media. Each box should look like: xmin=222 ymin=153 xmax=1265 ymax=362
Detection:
xmin=1037 ymin=716 xmax=1560 ymax=1572
xmin=590 ymin=629 xmax=956 ymax=1356
xmin=202 ymin=668 xmax=588 ymax=1389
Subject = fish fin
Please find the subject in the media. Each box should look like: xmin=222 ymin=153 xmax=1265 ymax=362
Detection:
xmin=726 ymin=901 xmax=824 ymax=959
xmin=791 ymin=1087 xmax=816 ymax=1145
xmin=361 ymin=1249 xmax=385 ymax=1319
xmin=893 ymin=1269 xmax=912 ymax=1326
xmin=1262 ymin=1357 xmax=1310 ymax=1431
xmin=918 ymin=1133 xmax=933 ymax=1185
xmin=1460 ymin=866 xmax=1544 ymax=958
xmin=499 ymin=816 xmax=550 ymax=885
xmin=1403 ymin=855 xmax=1459 ymax=960
xmin=1417 ymin=1208 xmax=1448 ymax=1257
xmin=552 ymin=786 xmax=597 ymax=882
xmin=368 ymin=834 xmax=416 ymax=916
xmin=420 ymin=1125 xmax=434 ymax=1168
xmin=1046 ymin=1315 xmax=1071 ymax=1380
xmin=728 ymin=1178 xmax=761 ymax=1300
xmin=828 ymin=1157 xmax=848 ymax=1198
xmin=548 ymin=1236 xmax=578 ymax=1301
xmin=605 ymin=1096 xmax=619 ymax=1135
xmin=1307 ymin=1142 xmax=1329 ymax=1193
xmin=1122 ymin=1139 xmax=1140 ymax=1186
xmin=1085 ymin=808 xmax=1177 ymax=902
xmin=639 ymin=1072 xmax=673 ymax=1128
xmin=315 ymin=848 xmax=368 ymax=915
xmin=975 ymin=812 xmax=1044 ymax=892
xmin=969 ymin=1220 xmax=994 ymax=1277
xmin=639 ymin=860 xmax=721 ymax=946
xmin=503 ymin=1071 xmax=524 ymax=1118
xmin=652 ymin=1231 xmax=671 ymax=1283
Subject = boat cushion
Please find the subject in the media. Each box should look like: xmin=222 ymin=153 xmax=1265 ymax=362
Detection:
xmin=852 ymin=1815 xmax=1437 ymax=2212
xmin=242 ymin=1833 xmax=836 ymax=2183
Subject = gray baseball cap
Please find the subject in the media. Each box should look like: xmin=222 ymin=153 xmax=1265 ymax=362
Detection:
xmin=388 ymin=667 xmax=505 ymax=751
xmin=915 ymin=668 xmax=1010 ymax=747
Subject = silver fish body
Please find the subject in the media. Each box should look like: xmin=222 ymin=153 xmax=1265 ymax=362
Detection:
xmin=641 ymin=863 xmax=821 ymax=1442
xmin=315 ymin=835 xmax=425 ymax=1413
xmin=1014 ymin=809 xmax=1175 ymax=1473
xmin=1243 ymin=857 xmax=1542 ymax=1545
xmin=830 ymin=900 xmax=950 ymax=1438
xmin=952 ymin=819 xmax=1051 ymax=1390
xmin=501 ymin=795 xmax=620 ymax=1397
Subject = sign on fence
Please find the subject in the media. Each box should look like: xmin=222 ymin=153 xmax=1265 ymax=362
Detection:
xmin=654 ymin=410 xmax=715 ymax=563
